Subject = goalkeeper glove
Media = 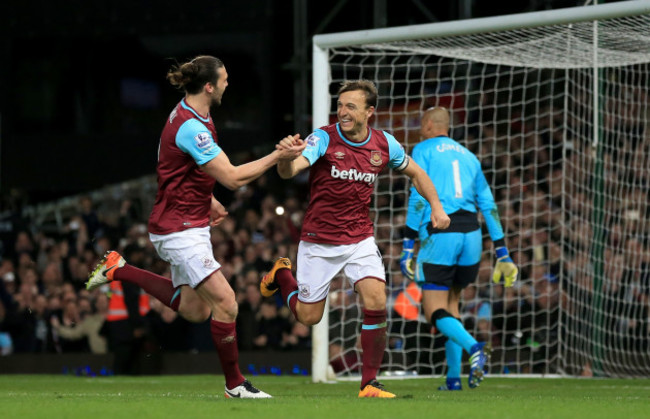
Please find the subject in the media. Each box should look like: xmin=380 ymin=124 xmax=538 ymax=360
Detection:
xmin=400 ymin=238 xmax=415 ymax=281
xmin=493 ymin=246 xmax=518 ymax=287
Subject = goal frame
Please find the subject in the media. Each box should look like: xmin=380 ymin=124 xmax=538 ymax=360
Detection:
xmin=310 ymin=0 xmax=650 ymax=383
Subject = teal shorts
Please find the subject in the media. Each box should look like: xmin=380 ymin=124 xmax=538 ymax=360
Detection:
xmin=415 ymin=228 xmax=482 ymax=289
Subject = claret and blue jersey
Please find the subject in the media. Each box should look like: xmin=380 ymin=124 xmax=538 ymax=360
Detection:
xmin=299 ymin=123 xmax=408 ymax=245
xmin=148 ymin=99 xmax=223 ymax=235
xmin=173 ymin=101 xmax=222 ymax=166
xmin=302 ymin=124 xmax=407 ymax=169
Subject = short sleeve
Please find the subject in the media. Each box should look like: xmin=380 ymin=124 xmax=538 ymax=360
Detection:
xmin=176 ymin=119 xmax=222 ymax=165
xmin=385 ymin=132 xmax=409 ymax=171
xmin=302 ymin=129 xmax=330 ymax=165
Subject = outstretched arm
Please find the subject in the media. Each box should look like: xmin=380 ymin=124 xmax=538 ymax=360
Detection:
xmin=202 ymin=134 xmax=305 ymax=189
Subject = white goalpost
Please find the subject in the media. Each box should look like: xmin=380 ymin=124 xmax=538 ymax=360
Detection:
xmin=311 ymin=0 xmax=650 ymax=382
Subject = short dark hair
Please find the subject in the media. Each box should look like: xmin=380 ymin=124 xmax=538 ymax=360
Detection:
xmin=167 ymin=55 xmax=224 ymax=95
xmin=337 ymin=79 xmax=378 ymax=108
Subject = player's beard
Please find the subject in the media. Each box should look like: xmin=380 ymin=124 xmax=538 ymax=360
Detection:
xmin=209 ymin=94 xmax=222 ymax=109
xmin=340 ymin=119 xmax=365 ymax=139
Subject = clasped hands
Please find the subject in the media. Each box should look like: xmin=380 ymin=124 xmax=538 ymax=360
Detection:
xmin=275 ymin=134 xmax=306 ymax=160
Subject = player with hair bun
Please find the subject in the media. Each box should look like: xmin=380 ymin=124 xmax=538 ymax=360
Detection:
xmin=87 ymin=55 xmax=305 ymax=398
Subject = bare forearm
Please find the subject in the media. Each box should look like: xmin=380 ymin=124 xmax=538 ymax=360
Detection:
xmin=204 ymin=135 xmax=306 ymax=189
xmin=278 ymin=155 xmax=309 ymax=179
xmin=277 ymin=160 xmax=296 ymax=179
xmin=205 ymin=151 xmax=280 ymax=190
xmin=230 ymin=152 xmax=280 ymax=187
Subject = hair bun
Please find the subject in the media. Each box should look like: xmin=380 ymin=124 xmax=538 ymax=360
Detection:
xmin=181 ymin=62 xmax=198 ymax=77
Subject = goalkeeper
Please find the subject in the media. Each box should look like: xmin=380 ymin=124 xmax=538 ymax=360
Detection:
xmin=400 ymin=107 xmax=518 ymax=391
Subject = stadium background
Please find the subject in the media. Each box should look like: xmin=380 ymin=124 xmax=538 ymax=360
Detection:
xmin=0 ymin=0 xmax=596 ymax=204
xmin=0 ymin=0 xmax=641 ymax=377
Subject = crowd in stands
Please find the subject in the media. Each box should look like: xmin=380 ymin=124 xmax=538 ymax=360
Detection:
xmin=0 ymin=174 xmax=313 ymax=361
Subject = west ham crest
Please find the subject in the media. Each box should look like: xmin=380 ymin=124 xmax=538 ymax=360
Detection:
xmin=201 ymin=256 xmax=215 ymax=268
xmin=370 ymin=150 xmax=382 ymax=166
xmin=299 ymin=284 xmax=311 ymax=299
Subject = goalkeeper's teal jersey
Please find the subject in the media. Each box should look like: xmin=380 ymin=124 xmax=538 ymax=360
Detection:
xmin=405 ymin=135 xmax=504 ymax=242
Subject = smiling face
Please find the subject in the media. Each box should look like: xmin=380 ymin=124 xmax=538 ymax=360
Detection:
xmin=337 ymin=90 xmax=374 ymax=142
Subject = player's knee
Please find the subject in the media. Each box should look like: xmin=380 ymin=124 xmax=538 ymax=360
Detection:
xmin=364 ymin=295 xmax=386 ymax=311
xmin=199 ymin=306 xmax=212 ymax=322
xmin=298 ymin=310 xmax=323 ymax=327
xmin=205 ymin=285 xmax=238 ymax=321
xmin=181 ymin=305 xmax=212 ymax=323
xmin=358 ymin=284 xmax=386 ymax=310
xmin=219 ymin=298 xmax=238 ymax=321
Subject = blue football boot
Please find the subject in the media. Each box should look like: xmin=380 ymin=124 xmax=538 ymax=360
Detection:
xmin=468 ymin=342 xmax=490 ymax=389
xmin=438 ymin=377 xmax=462 ymax=391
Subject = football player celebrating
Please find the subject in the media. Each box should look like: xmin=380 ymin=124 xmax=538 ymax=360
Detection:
xmin=262 ymin=80 xmax=450 ymax=398
xmin=86 ymin=55 xmax=305 ymax=398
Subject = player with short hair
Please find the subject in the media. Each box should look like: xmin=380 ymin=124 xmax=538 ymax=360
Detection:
xmin=400 ymin=106 xmax=518 ymax=390
xmin=86 ymin=55 xmax=305 ymax=398
xmin=262 ymin=80 xmax=450 ymax=398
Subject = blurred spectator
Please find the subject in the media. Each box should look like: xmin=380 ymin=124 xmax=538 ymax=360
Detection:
xmin=100 ymin=243 xmax=150 ymax=374
xmin=51 ymin=293 xmax=108 ymax=354
xmin=55 ymin=292 xmax=89 ymax=352
xmin=79 ymin=196 xmax=102 ymax=240
xmin=146 ymin=297 xmax=191 ymax=352
xmin=0 ymin=301 xmax=11 ymax=355
xmin=65 ymin=215 xmax=89 ymax=258
xmin=253 ymin=298 xmax=291 ymax=350
xmin=14 ymin=231 xmax=36 ymax=262
xmin=118 ymin=199 xmax=143 ymax=234
xmin=1 ymin=260 xmax=17 ymax=295
xmin=283 ymin=321 xmax=311 ymax=350
xmin=236 ymin=283 xmax=263 ymax=350
xmin=2 ymin=281 xmax=49 ymax=353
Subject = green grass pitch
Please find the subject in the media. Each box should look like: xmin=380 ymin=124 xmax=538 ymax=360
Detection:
xmin=1 ymin=375 xmax=648 ymax=419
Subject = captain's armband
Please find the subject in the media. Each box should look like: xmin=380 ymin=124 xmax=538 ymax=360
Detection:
xmin=395 ymin=155 xmax=410 ymax=172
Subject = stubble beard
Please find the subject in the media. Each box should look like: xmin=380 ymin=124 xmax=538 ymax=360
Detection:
xmin=210 ymin=95 xmax=222 ymax=110
xmin=341 ymin=120 xmax=364 ymax=139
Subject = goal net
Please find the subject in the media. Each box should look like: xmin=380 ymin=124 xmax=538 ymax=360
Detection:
xmin=312 ymin=1 xmax=650 ymax=380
